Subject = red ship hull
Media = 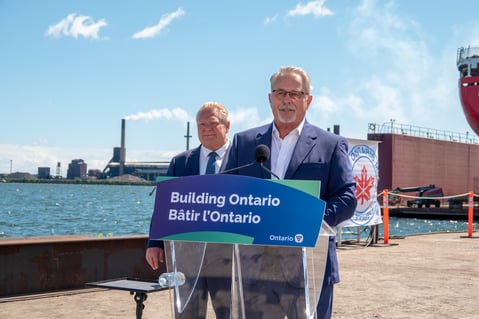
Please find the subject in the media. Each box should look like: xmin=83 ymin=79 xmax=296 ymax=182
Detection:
xmin=457 ymin=46 xmax=479 ymax=136
xmin=459 ymin=76 xmax=479 ymax=136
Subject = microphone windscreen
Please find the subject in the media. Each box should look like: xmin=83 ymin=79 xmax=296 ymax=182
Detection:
xmin=254 ymin=144 xmax=270 ymax=163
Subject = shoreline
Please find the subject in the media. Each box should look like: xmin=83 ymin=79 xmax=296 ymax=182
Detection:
xmin=1 ymin=177 xmax=155 ymax=186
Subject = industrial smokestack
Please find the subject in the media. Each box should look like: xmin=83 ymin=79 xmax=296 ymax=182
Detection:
xmin=119 ymin=119 xmax=126 ymax=176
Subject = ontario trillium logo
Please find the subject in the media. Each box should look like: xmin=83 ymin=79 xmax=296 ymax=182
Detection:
xmin=295 ymin=234 xmax=304 ymax=243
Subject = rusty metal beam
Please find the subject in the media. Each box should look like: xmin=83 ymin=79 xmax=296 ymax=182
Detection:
xmin=0 ymin=235 xmax=165 ymax=296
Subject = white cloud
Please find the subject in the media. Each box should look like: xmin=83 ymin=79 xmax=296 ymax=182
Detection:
xmin=311 ymin=94 xmax=336 ymax=113
xmin=264 ymin=14 xmax=278 ymax=25
xmin=123 ymin=107 xmax=190 ymax=122
xmin=46 ymin=13 xmax=75 ymax=37
xmin=0 ymin=144 xmax=176 ymax=176
xmin=309 ymin=90 xmax=366 ymax=130
xmin=0 ymin=144 xmax=104 ymax=175
xmin=46 ymin=13 xmax=107 ymax=39
xmin=335 ymin=0 xmax=467 ymax=135
xmin=229 ymin=108 xmax=268 ymax=132
xmin=132 ymin=8 xmax=185 ymax=39
xmin=287 ymin=0 xmax=334 ymax=18
xmin=122 ymin=106 xmax=268 ymax=136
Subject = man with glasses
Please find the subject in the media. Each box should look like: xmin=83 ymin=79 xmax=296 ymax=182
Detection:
xmin=223 ymin=66 xmax=357 ymax=319
xmin=146 ymin=101 xmax=232 ymax=319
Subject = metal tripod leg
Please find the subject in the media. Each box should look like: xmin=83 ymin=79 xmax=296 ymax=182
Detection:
xmin=132 ymin=291 xmax=148 ymax=319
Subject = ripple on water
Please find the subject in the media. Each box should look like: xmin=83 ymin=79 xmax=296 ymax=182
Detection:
xmin=1 ymin=182 xmax=477 ymax=238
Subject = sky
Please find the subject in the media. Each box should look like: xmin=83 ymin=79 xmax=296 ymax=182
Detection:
xmin=1 ymin=0 xmax=479 ymax=176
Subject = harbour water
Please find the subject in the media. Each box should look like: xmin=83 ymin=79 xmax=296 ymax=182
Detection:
xmin=0 ymin=182 xmax=476 ymax=239
xmin=0 ymin=182 xmax=155 ymax=238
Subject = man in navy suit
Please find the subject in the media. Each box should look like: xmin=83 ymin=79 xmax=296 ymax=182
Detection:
xmin=222 ymin=66 xmax=357 ymax=319
xmin=146 ymin=101 xmax=232 ymax=319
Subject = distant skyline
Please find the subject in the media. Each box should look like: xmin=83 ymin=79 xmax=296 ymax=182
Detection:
xmin=1 ymin=0 xmax=479 ymax=175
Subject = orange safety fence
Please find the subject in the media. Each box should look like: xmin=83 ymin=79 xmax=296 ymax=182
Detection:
xmin=378 ymin=190 xmax=477 ymax=241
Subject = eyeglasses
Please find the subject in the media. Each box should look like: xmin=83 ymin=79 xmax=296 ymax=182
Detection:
xmin=271 ymin=89 xmax=308 ymax=100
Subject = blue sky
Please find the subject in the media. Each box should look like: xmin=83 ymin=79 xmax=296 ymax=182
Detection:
xmin=1 ymin=0 xmax=479 ymax=175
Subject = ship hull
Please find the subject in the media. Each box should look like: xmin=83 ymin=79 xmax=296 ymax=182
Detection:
xmin=459 ymin=76 xmax=479 ymax=136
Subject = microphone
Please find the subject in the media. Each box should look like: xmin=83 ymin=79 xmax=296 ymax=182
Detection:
xmin=221 ymin=144 xmax=280 ymax=179
xmin=254 ymin=144 xmax=280 ymax=180
xmin=220 ymin=144 xmax=267 ymax=175
xmin=254 ymin=144 xmax=270 ymax=163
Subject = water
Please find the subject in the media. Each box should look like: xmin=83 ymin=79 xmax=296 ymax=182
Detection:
xmin=0 ymin=182 xmax=155 ymax=238
xmin=0 ymin=182 xmax=476 ymax=239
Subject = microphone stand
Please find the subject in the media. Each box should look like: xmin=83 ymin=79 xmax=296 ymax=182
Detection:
xmin=220 ymin=161 xmax=256 ymax=174
xmin=259 ymin=162 xmax=280 ymax=180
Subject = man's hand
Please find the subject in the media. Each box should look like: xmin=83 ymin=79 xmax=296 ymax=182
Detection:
xmin=145 ymin=247 xmax=164 ymax=270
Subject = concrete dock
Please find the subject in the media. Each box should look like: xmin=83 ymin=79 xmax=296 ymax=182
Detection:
xmin=1 ymin=232 xmax=478 ymax=319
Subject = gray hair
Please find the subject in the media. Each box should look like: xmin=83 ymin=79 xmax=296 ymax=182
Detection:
xmin=196 ymin=101 xmax=229 ymax=124
xmin=270 ymin=66 xmax=312 ymax=94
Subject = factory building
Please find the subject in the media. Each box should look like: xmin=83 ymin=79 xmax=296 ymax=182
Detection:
xmin=102 ymin=119 xmax=169 ymax=181
xmin=37 ymin=167 xmax=51 ymax=179
xmin=67 ymin=159 xmax=87 ymax=180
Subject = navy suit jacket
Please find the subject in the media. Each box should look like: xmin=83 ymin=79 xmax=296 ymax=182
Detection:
xmin=147 ymin=146 xmax=202 ymax=248
xmin=166 ymin=145 xmax=201 ymax=176
xmin=222 ymin=121 xmax=357 ymax=285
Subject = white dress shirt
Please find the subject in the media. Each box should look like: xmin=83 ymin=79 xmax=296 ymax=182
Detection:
xmin=271 ymin=119 xmax=305 ymax=179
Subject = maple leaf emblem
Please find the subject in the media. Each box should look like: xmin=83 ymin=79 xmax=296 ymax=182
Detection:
xmin=353 ymin=165 xmax=375 ymax=205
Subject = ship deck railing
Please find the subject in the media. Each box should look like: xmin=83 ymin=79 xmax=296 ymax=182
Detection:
xmin=367 ymin=121 xmax=478 ymax=144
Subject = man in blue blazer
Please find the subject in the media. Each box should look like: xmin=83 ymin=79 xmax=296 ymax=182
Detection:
xmin=146 ymin=101 xmax=232 ymax=319
xmin=222 ymin=66 xmax=357 ymax=319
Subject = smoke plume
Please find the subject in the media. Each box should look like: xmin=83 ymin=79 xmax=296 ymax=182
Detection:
xmin=123 ymin=108 xmax=189 ymax=122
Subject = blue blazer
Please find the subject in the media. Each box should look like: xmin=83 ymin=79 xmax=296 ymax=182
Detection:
xmin=222 ymin=121 xmax=357 ymax=285
xmin=166 ymin=145 xmax=201 ymax=176
xmin=147 ymin=146 xmax=202 ymax=248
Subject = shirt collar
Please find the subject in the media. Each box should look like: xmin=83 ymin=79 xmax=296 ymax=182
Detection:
xmin=272 ymin=118 xmax=305 ymax=139
xmin=201 ymin=139 xmax=230 ymax=158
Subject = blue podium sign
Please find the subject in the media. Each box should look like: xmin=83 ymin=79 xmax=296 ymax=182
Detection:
xmin=150 ymin=175 xmax=325 ymax=247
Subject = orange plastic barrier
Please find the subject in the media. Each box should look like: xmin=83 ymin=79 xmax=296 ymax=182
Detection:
xmin=383 ymin=189 xmax=389 ymax=244
xmin=468 ymin=191 xmax=473 ymax=237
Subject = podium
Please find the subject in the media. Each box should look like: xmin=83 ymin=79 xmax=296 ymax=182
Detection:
xmin=150 ymin=175 xmax=333 ymax=319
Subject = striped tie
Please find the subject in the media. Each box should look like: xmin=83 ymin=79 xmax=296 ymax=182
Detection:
xmin=205 ymin=152 xmax=217 ymax=174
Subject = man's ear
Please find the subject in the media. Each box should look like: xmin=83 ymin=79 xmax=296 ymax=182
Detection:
xmin=225 ymin=120 xmax=231 ymax=133
xmin=306 ymin=94 xmax=313 ymax=107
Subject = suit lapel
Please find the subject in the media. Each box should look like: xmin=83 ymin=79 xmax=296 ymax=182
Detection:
xmin=255 ymin=124 xmax=274 ymax=179
xmin=284 ymin=122 xmax=317 ymax=179
xmin=187 ymin=147 xmax=201 ymax=175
